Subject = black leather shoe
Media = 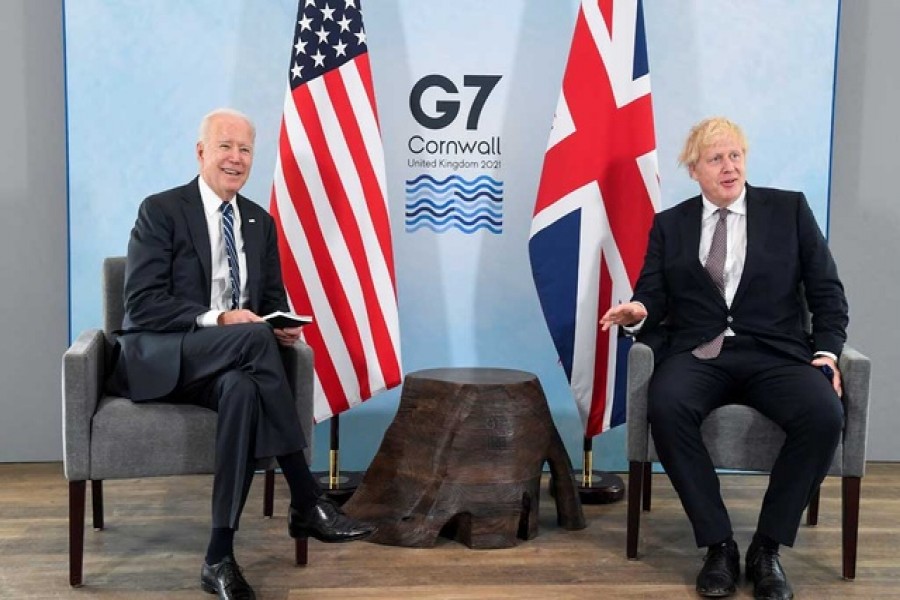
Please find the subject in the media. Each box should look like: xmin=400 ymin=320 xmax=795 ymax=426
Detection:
xmin=696 ymin=539 xmax=740 ymax=597
xmin=746 ymin=546 xmax=794 ymax=600
xmin=200 ymin=554 xmax=255 ymax=600
xmin=288 ymin=496 xmax=375 ymax=542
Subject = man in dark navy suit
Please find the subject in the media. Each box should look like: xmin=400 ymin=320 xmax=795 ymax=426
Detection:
xmin=601 ymin=117 xmax=847 ymax=600
xmin=112 ymin=108 xmax=373 ymax=599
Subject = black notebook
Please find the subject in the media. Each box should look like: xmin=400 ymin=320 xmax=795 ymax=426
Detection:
xmin=262 ymin=311 xmax=313 ymax=329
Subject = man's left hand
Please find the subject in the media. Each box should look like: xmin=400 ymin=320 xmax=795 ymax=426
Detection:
xmin=811 ymin=355 xmax=842 ymax=397
xmin=273 ymin=326 xmax=302 ymax=347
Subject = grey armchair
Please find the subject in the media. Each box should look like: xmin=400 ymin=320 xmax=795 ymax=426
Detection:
xmin=62 ymin=256 xmax=315 ymax=586
xmin=625 ymin=340 xmax=871 ymax=580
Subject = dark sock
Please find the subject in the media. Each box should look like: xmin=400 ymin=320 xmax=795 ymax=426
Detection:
xmin=708 ymin=534 xmax=734 ymax=550
xmin=277 ymin=450 xmax=322 ymax=513
xmin=205 ymin=527 xmax=235 ymax=565
xmin=749 ymin=532 xmax=779 ymax=556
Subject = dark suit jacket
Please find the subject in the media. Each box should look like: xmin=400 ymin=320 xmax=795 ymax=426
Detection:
xmin=631 ymin=184 xmax=848 ymax=364
xmin=117 ymin=177 xmax=290 ymax=400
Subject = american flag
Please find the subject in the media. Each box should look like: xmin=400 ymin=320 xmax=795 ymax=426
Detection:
xmin=529 ymin=0 xmax=659 ymax=437
xmin=269 ymin=0 xmax=402 ymax=421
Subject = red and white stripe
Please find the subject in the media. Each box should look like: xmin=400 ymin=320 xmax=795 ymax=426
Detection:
xmin=270 ymin=52 xmax=402 ymax=421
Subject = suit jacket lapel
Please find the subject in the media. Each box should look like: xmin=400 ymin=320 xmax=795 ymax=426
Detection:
xmin=731 ymin=184 xmax=769 ymax=309
xmin=182 ymin=178 xmax=212 ymax=301
xmin=238 ymin=196 xmax=262 ymax=312
xmin=681 ymin=196 xmax=724 ymax=300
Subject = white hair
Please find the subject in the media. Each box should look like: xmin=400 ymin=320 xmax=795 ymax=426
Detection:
xmin=198 ymin=108 xmax=256 ymax=143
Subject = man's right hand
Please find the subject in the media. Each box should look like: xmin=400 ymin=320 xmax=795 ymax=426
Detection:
xmin=217 ymin=309 xmax=265 ymax=326
xmin=599 ymin=302 xmax=648 ymax=331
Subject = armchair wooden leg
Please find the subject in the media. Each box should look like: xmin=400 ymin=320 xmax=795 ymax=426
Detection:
xmin=91 ymin=480 xmax=104 ymax=530
xmin=295 ymin=537 xmax=308 ymax=566
xmin=642 ymin=462 xmax=653 ymax=512
xmin=264 ymin=469 xmax=275 ymax=518
xmin=806 ymin=484 xmax=820 ymax=526
xmin=69 ymin=481 xmax=86 ymax=587
xmin=627 ymin=461 xmax=644 ymax=559
xmin=842 ymin=476 xmax=861 ymax=580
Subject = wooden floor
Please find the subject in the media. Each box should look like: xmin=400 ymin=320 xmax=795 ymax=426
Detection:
xmin=1 ymin=463 xmax=899 ymax=599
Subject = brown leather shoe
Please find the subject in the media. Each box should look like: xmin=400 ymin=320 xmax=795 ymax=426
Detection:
xmin=200 ymin=554 xmax=255 ymax=600
xmin=746 ymin=546 xmax=794 ymax=600
xmin=696 ymin=539 xmax=740 ymax=597
xmin=288 ymin=496 xmax=375 ymax=542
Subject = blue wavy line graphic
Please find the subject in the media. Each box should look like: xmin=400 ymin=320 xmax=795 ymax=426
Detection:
xmin=406 ymin=213 xmax=502 ymax=228
xmin=406 ymin=173 xmax=502 ymax=187
xmin=407 ymin=190 xmax=503 ymax=202
xmin=406 ymin=221 xmax=503 ymax=234
xmin=405 ymin=181 xmax=503 ymax=195
xmin=404 ymin=175 xmax=504 ymax=235
xmin=406 ymin=207 xmax=503 ymax=221
xmin=407 ymin=197 xmax=502 ymax=211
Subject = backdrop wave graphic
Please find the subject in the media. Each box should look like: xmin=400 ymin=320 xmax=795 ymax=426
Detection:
xmin=405 ymin=174 xmax=504 ymax=234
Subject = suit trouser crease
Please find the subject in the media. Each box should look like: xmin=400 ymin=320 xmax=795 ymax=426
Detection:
xmin=177 ymin=323 xmax=307 ymax=528
xmin=647 ymin=336 xmax=843 ymax=547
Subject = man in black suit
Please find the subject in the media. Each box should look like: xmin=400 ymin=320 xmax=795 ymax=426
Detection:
xmin=112 ymin=108 xmax=374 ymax=599
xmin=601 ymin=117 xmax=847 ymax=600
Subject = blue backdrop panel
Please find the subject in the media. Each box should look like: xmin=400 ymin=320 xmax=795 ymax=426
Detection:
xmin=65 ymin=0 xmax=839 ymax=471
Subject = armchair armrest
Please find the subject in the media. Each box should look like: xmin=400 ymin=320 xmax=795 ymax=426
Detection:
xmin=281 ymin=340 xmax=315 ymax=464
xmin=62 ymin=329 xmax=107 ymax=481
xmin=839 ymin=345 xmax=871 ymax=477
xmin=626 ymin=341 xmax=655 ymax=462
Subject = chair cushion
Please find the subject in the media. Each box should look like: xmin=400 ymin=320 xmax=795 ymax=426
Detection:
xmin=649 ymin=405 xmax=843 ymax=474
xmin=90 ymin=396 xmax=217 ymax=479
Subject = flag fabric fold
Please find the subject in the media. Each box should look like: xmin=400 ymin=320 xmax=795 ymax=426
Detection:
xmin=529 ymin=0 xmax=660 ymax=438
xmin=270 ymin=0 xmax=402 ymax=422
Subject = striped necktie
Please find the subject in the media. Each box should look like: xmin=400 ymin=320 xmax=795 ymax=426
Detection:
xmin=693 ymin=208 xmax=729 ymax=359
xmin=220 ymin=201 xmax=240 ymax=310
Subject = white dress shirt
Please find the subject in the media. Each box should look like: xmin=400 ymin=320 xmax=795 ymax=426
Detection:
xmin=196 ymin=176 xmax=249 ymax=327
xmin=699 ymin=189 xmax=747 ymax=335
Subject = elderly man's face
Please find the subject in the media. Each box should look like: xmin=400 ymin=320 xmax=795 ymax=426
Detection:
xmin=196 ymin=114 xmax=254 ymax=201
xmin=689 ymin=134 xmax=746 ymax=207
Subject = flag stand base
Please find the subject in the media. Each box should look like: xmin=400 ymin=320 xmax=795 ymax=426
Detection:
xmin=549 ymin=438 xmax=625 ymax=503
xmin=312 ymin=470 xmax=364 ymax=506
xmin=574 ymin=470 xmax=625 ymax=504
xmin=312 ymin=415 xmax=364 ymax=506
xmin=548 ymin=470 xmax=625 ymax=504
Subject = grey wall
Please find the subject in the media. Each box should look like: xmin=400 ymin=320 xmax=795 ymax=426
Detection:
xmin=830 ymin=1 xmax=900 ymax=461
xmin=0 ymin=0 xmax=68 ymax=461
xmin=0 ymin=1 xmax=897 ymax=462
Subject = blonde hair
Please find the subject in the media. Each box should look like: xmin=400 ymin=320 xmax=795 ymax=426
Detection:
xmin=678 ymin=117 xmax=748 ymax=169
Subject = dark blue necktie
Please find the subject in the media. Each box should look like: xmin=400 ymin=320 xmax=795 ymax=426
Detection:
xmin=220 ymin=202 xmax=240 ymax=310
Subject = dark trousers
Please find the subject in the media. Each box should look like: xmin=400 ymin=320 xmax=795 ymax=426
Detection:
xmin=169 ymin=323 xmax=309 ymax=529
xmin=647 ymin=335 xmax=843 ymax=548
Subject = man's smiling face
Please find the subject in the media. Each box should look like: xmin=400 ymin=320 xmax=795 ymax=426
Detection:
xmin=197 ymin=113 xmax=255 ymax=201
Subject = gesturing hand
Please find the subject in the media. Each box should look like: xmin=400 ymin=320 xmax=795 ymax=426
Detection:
xmin=599 ymin=302 xmax=648 ymax=331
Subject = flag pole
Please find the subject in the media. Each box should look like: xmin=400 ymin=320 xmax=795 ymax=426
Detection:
xmin=574 ymin=326 xmax=630 ymax=503
xmin=575 ymin=435 xmax=624 ymax=504
xmin=312 ymin=414 xmax=364 ymax=505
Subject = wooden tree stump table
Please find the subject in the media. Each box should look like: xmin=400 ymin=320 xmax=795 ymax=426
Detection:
xmin=342 ymin=368 xmax=586 ymax=549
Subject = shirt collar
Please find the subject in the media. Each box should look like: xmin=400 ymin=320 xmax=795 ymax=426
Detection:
xmin=198 ymin=175 xmax=238 ymax=218
xmin=701 ymin=186 xmax=746 ymax=219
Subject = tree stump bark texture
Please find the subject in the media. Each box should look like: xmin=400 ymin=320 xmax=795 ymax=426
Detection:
xmin=343 ymin=368 xmax=586 ymax=549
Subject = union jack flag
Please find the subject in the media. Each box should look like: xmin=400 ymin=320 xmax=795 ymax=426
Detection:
xmin=270 ymin=0 xmax=403 ymax=422
xmin=529 ymin=0 xmax=660 ymax=437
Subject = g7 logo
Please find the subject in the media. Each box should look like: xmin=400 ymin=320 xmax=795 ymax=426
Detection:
xmin=409 ymin=74 xmax=502 ymax=130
